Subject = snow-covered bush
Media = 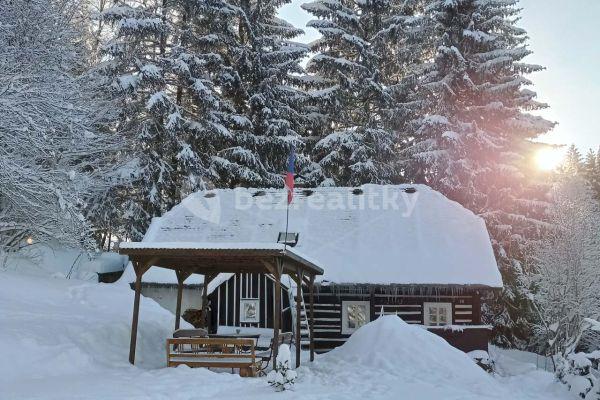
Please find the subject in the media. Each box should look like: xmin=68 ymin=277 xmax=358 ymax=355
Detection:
xmin=267 ymin=344 xmax=297 ymax=391
xmin=555 ymin=352 xmax=597 ymax=399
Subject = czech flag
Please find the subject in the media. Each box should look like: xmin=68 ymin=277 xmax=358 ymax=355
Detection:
xmin=285 ymin=147 xmax=295 ymax=204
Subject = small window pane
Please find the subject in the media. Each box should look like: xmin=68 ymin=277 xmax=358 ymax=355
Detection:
xmin=342 ymin=301 xmax=370 ymax=334
xmin=439 ymin=310 xmax=447 ymax=324
xmin=424 ymin=303 xmax=452 ymax=326
xmin=347 ymin=304 xmax=367 ymax=329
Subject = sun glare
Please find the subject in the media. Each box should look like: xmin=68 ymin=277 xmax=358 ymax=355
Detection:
xmin=535 ymin=147 xmax=564 ymax=171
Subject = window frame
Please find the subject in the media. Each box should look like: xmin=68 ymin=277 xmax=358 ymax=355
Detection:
xmin=423 ymin=302 xmax=453 ymax=326
xmin=341 ymin=300 xmax=371 ymax=334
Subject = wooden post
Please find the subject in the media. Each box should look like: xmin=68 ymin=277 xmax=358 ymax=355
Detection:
xmin=369 ymin=286 xmax=375 ymax=323
xmin=295 ymin=268 xmax=303 ymax=368
xmin=273 ymin=259 xmax=283 ymax=369
xmin=472 ymin=290 xmax=482 ymax=325
xmin=175 ymin=270 xmax=191 ymax=331
xmin=309 ymin=274 xmax=315 ymax=362
xmin=129 ymin=260 xmax=152 ymax=365
xmin=201 ymin=274 xmax=215 ymax=330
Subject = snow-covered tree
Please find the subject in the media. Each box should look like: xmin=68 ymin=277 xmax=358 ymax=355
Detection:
xmin=395 ymin=0 xmax=555 ymax=346
xmin=0 ymin=0 xmax=117 ymax=251
xmin=302 ymin=0 xmax=397 ymax=185
xmin=204 ymin=0 xmax=315 ymax=188
xmin=583 ymin=148 xmax=600 ymax=199
xmin=100 ymin=0 xmax=227 ymax=238
xmin=374 ymin=0 xmax=437 ymax=181
xmin=100 ymin=0 xmax=312 ymax=238
xmin=562 ymin=144 xmax=583 ymax=175
xmin=530 ymin=177 xmax=600 ymax=357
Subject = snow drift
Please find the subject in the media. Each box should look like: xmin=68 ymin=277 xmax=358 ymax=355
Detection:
xmin=321 ymin=315 xmax=490 ymax=381
xmin=0 ymin=271 xmax=565 ymax=400
xmin=308 ymin=316 xmax=498 ymax=399
xmin=0 ymin=271 xmax=177 ymax=383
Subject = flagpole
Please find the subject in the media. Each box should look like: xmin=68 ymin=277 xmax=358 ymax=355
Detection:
xmin=284 ymin=198 xmax=290 ymax=254
xmin=283 ymin=146 xmax=295 ymax=254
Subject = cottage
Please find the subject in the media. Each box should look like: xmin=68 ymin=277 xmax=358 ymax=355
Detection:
xmin=122 ymin=184 xmax=502 ymax=354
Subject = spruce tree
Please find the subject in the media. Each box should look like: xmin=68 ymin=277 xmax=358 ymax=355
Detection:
xmin=207 ymin=0 xmax=314 ymax=188
xmin=562 ymin=144 xmax=583 ymax=175
xmin=302 ymin=0 xmax=396 ymax=186
xmin=399 ymin=0 xmax=555 ymax=346
xmin=101 ymin=0 xmax=312 ymax=242
xmin=583 ymin=148 xmax=600 ymax=200
xmin=101 ymin=1 xmax=227 ymax=238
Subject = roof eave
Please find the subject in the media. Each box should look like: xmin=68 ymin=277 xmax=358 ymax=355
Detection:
xmin=316 ymin=282 xmax=503 ymax=290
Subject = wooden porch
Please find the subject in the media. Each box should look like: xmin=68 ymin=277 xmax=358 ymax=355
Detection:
xmin=118 ymin=243 xmax=324 ymax=372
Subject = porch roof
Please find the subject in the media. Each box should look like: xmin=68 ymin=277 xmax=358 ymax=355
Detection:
xmin=118 ymin=241 xmax=324 ymax=277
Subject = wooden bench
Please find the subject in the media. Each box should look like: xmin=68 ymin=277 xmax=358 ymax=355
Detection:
xmin=166 ymin=338 xmax=257 ymax=377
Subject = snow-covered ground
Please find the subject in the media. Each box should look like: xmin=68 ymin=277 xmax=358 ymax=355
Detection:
xmin=0 ymin=270 xmax=570 ymax=400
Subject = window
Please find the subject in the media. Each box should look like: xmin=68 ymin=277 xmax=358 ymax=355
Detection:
xmin=240 ymin=298 xmax=260 ymax=323
xmin=341 ymin=301 xmax=370 ymax=334
xmin=423 ymin=302 xmax=452 ymax=326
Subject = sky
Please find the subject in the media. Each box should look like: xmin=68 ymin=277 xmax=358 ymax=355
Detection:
xmin=279 ymin=0 xmax=600 ymax=153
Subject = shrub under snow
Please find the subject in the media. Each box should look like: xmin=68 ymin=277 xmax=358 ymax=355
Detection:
xmin=267 ymin=344 xmax=297 ymax=391
xmin=556 ymin=352 xmax=599 ymax=399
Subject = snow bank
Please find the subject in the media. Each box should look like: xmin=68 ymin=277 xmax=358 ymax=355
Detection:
xmin=0 ymin=271 xmax=179 ymax=384
xmin=1 ymin=271 xmax=566 ymax=400
xmin=319 ymin=316 xmax=490 ymax=382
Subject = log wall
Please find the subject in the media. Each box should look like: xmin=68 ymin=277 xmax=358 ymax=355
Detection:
xmin=209 ymin=273 xmax=292 ymax=332
xmin=305 ymin=286 xmax=487 ymax=354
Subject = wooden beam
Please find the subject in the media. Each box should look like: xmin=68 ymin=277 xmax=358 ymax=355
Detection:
xmin=302 ymin=275 xmax=311 ymax=286
xmin=174 ymin=270 xmax=192 ymax=331
xmin=261 ymin=259 xmax=277 ymax=276
xmin=472 ymin=290 xmax=482 ymax=324
xmin=272 ymin=259 xmax=283 ymax=369
xmin=128 ymin=260 xmax=149 ymax=365
xmin=129 ymin=272 xmax=142 ymax=364
xmin=201 ymin=274 xmax=216 ymax=331
xmin=295 ymin=267 xmax=303 ymax=368
xmin=129 ymin=258 xmax=157 ymax=365
xmin=309 ymin=274 xmax=315 ymax=362
xmin=132 ymin=257 xmax=154 ymax=277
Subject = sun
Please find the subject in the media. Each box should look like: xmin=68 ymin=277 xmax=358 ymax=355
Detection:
xmin=535 ymin=147 xmax=564 ymax=171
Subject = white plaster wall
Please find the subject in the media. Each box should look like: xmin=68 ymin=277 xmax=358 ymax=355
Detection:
xmin=141 ymin=286 xmax=203 ymax=314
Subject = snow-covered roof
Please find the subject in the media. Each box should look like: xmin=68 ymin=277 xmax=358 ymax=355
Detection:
xmin=119 ymin=241 xmax=323 ymax=273
xmin=129 ymin=184 xmax=502 ymax=288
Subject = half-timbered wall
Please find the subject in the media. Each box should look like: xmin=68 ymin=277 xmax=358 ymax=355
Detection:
xmin=304 ymin=286 xmax=485 ymax=354
xmin=209 ymin=273 xmax=292 ymax=333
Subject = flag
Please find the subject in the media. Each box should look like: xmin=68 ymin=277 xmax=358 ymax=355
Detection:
xmin=285 ymin=147 xmax=295 ymax=204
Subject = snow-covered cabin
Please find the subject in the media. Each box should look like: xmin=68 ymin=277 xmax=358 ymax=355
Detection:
xmin=123 ymin=184 xmax=502 ymax=353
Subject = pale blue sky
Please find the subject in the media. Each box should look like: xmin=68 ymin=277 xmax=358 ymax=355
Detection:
xmin=279 ymin=0 xmax=600 ymax=153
